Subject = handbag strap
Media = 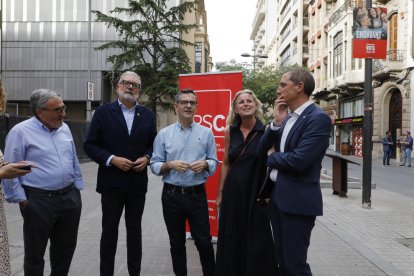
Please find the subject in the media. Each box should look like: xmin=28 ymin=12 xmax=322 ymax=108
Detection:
xmin=230 ymin=131 xmax=258 ymax=169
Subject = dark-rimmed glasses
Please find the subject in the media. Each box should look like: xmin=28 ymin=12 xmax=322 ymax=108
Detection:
xmin=120 ymin=80 xmax=141 ymax=89
xmin=177 ymin=100 xmax=197 ymax=107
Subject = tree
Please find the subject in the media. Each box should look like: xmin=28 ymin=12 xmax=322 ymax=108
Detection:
xmin=92 ymin=0 xmax=198 ymax=119
xmin=215 ymin=62 xmax=301 ymax=121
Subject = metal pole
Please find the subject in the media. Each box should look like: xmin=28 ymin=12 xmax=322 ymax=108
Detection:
xmin=86 ymin=0 xmax=92 ymax=121
xmin=362 ymin=0 xmax=372 ymax=208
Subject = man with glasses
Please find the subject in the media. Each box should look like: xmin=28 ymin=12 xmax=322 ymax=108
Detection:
xmin=150 ymin=89 xmax=218 ymax=276
xmin=2 ymin=89 xmax=83 ymax=275
xmin=84 ymin=71 xmax=156 ymax=276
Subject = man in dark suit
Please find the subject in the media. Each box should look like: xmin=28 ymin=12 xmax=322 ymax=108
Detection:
xmin=257 ymin=69 xmax=331 ymax=275
xmin=382 ymin=131 xmax=393 ymax=166
xmin=84 ymin=71 xmax=157 ymax=276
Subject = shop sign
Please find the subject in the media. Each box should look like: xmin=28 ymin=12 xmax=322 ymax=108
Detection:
xmin=334 ymin=116 xmax=364 ymax=125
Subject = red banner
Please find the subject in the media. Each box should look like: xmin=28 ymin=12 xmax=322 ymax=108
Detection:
xmin=352 ymin=7 xmax=387 ymax=59
xmin=179 ymin=72 xmax=243 ymax=238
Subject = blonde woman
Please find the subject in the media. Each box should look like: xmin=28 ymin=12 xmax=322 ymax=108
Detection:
xmin=215 ymin=90 xmax=276 ymax=276
xmin=0 ymin=83 xmax=32 ymax=276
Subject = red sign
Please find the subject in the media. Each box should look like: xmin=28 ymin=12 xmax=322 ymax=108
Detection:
xmin=352 ymin=7 xmax=387 ymax=59
xmin=179 ymin=72 xmax=243 ymax=238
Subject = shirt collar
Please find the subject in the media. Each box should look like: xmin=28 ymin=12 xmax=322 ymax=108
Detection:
xmin=290 ymin=101 xmax=313 ymax=117
xmin=33 ymin=116 xmax=59 ymax=132
xmin=175 ymin=121 xmax=195 ymax=131
xmin=117 ymin=99 xmax=137 ymax=110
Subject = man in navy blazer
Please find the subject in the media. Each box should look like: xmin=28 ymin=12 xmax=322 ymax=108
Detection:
xmin=257 ymin=69 xmax=331 ymax=275
xmin=84 ymin=71 xmax=157 ymax=276
xmin=381 ymin=131 xmax=393 ymax=166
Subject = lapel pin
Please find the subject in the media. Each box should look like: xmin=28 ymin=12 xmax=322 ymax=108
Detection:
xmin=136 ymin=112 xmax=140 ymax=117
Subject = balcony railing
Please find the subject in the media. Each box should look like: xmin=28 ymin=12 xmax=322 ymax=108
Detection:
xmin=328 ymin=0 xmax=355 ymax=27
xmin=372 ymin=50 xmax=405 ymax=74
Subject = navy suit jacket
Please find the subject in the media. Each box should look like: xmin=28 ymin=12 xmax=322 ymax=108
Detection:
xmin=257 ymin=104 xmax=331 ymax=216
xmin=84 ymin=101 xmax=157 ymax=196
xmin=382 ymin=136 xmax=392 ymax=151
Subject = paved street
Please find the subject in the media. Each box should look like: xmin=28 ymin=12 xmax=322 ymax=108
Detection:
xmin=4 ymin=158 xmax=414 ymax=275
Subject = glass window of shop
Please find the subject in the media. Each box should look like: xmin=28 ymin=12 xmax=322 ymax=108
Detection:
xmin=340 ymin=98 xmax=363 ymax=118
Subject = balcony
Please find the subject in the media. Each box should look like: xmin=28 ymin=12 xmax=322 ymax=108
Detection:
xmin=328 ymin=0 xmax=353 ymax=27
xmin=373 ymin=49 xmax=406 ymax=76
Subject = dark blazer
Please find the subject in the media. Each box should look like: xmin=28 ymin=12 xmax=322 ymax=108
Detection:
xmin=257 ymin=103 xmax=331 ymax=216
xmin=382 ymin=136 xmax=392 ymax=151
xmin=84 ymin=101 xmax=157 ymax=196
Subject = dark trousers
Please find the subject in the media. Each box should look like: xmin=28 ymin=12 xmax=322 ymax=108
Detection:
xmin=21 ymin=186 xmax=82 ymax=276
xmin=269 ymin=200 xmax=315 ymax=276
xmin=100 ymin=192 xmax=146 ymax=276
xmin=162 ymin=184 xmax=215 ymax=276
xmin=383 ymin=150 xmax=390 ymax=165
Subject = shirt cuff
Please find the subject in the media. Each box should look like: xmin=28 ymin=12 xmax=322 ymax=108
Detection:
xmin=270 ymin=121 xmax=281 ymax=130
xmin=106 ymin=155 xmax=114 ymax=166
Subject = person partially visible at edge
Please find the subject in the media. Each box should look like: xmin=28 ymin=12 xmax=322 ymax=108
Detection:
xmin=0 ymin=83 xmax=34 ymax=276
xmin=382 ymin=131 xmax=393 ymax=166
xmin=83 ymin=71 xmax=157 ymax=276
xmin=399 ymin=130 xmax=413 ymax=167
xmin=256 ymin=69 xmax=331 ymax=275
xmin=150 ymin=89 xmax=218 ymax=276
xmin=2 ymin=89 xmax=83 ymax=276
xmin=215 ymin=89 xmax=277 ymax=276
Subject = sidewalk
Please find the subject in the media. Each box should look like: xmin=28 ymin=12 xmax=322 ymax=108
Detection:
xmin=5 ymin=161 xmax=414 ymax=275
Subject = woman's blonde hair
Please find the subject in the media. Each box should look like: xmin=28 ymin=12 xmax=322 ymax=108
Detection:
xmin=226 ymin=89 xmax=265 ymax=127
xmin=0 ymin=82 xmax=6 ymax=113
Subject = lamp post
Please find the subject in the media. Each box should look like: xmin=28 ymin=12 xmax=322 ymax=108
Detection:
xmin=241 ymin=52 xmax=268 ymax=71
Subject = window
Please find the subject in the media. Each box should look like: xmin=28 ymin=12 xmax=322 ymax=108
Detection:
xmin=333 ymin=31 xmax=343 ymax=77
xmin=340 ymin=99 xmax=363 ymax=118
xmin=281 ymin=45 xmax=291 ymax=65
xmin=195 ymin=42 xmax=202 ymax=73
xmin=388 ymin=13 xmax=398 ymax=58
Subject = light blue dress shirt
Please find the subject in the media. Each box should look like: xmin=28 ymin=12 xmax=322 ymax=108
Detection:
xmin=150 ymin=122 xmax=218 ymax=187
xmin=2 ymin=117 xmax=84 ymax=203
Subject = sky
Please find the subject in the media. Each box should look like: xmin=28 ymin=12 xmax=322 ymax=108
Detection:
xmin=204 ymin=0 xmax=256 ymax=66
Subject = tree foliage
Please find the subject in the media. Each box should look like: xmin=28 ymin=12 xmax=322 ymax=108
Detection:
xmin=215 ymin=62 xmax=302 ymax=121
xmin=92 ymin=0 xmax=198 ymax=117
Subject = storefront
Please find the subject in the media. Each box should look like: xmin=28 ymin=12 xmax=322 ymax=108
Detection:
xmin=334 ymin=115 xmax=364 ymax=156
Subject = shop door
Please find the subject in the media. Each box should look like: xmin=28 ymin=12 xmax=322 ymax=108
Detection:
xmin=389 ymin=90 xmax=402 ymax=158
xmin=353 ymin=128 xmax=363 ymax=157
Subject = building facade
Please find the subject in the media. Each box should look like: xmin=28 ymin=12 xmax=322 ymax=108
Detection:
xmin=251 ymin=0 xmax=413 ymax=159
xmin=1 ymin=0 xmax=211 ymax=127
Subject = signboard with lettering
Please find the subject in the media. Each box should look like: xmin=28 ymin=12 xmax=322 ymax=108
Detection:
xmin=87 ymin=81 xmax=94 ymax=101
xmin=352 ymin=7 xmax=387 ymax=59
xmin=334 ymin=116 xmax=364 ymax=125
xmin=179 ymin=72 xmax=243 ymax=238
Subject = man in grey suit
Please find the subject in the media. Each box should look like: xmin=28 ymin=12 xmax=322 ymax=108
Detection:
xmin=257 ymin=69 xmax=331 ymax=275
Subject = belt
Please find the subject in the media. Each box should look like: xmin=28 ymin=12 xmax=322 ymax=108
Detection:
xmin=164 ymin=183 xmax=204 ymax=195
xmin=22 ymin=183 xmax=75 ymax=196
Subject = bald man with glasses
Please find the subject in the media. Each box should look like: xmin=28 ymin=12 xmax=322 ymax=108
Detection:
xmin=84 ymin=71 xmax=157 ymax=276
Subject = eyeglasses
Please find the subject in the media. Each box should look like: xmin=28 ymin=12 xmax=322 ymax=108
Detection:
xmin=120 ymin=80 xmax=141 ymax=89
xmin=177 ymin=100 xmax=197 ymax=107
xmin=42 ymin=106 xmax=67 ymax=114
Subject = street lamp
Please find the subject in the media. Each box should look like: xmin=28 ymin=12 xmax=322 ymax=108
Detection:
xmin=241 ymin=52 xmax=268 ymax=71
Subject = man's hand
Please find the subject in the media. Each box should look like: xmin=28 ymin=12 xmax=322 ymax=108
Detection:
xmin=273 ymin=98 xmax=289 ymax=126
xmin=111 ymin=156 xmax=135 ymax=172
xmin=167 ymin=160 xmax=190 ymax=173
xmin=189 ymin=160 xmax=208 ymax=173
xmin=132 ymin=157 xmax=149 ymax=172
xmin=19 ymin=200 xmax=29 ymax=210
